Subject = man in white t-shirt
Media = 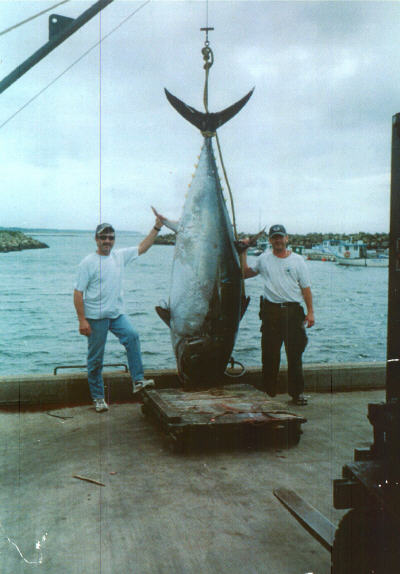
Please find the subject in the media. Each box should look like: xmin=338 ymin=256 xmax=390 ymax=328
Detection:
xmin=242 ymin=224 xmax=315 ymax=405
xmin=74 ymin=216 xmax=163 ymax=412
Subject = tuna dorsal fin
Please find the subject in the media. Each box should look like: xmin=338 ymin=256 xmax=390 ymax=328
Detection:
xmin=164 ymin=88 xmax=254 ymax=134
xmin=155 ymin=306 xmax=171 ymax=327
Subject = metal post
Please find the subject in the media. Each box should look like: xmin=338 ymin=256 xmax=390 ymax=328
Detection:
xmin=0 ymin=0 xmax=114 ymax=95
xmin=386 ymin=114 xmax=400 ymax=400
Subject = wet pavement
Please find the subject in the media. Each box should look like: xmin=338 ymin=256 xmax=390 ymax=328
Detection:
xmin=0 ymin=389 xmax=384 ymax=574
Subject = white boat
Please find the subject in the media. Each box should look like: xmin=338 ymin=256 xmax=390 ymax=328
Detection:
xmin=247 ymin=247 xmax=264 ymax=256
xmin=335 ymin=254 xmax=388 ymax=267
xmin=332 ymin=239 xmax=388 ymax=267
xmin=305 ymin=239 xmax=388 ymax=267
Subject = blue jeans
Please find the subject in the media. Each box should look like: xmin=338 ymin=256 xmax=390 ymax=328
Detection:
xmin=86 ymin=314 xmax=144 ymax=400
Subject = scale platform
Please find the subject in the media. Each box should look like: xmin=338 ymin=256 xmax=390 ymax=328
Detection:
xmin=140 ymin=383 xmax=307 ymax=452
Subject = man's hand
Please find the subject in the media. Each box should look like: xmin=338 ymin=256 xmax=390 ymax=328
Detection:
xmin=74 ymin=290 xmax=91 ymax=336
xmin=138 ymin=208 xmax=166 ymax=255
xmin=151 ymin=206 xmax=166 ymax=228
xmin=304 ymin=311 xmax=315 ymax=328
xmin=301 ymin=287 xmax=314 ymax=328
xmin=235 ymin=237 xmax=251 ymax=254
xmin=79 ymin=319 xmax=92 ymax=337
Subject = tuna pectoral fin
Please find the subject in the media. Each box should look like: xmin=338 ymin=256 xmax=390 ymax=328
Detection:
xmin=164 ymin=88 xmax=254 ymax=133
xmin=155 ymin=306 xmax=171 ymax=327
xmin=235 ymin=228 xmax=266 ymax=254
xmin=240 ymin=295 xmax=250 ymax=320
xmin=163 ymin=218 xmax=179 ymax=233
xmin=248 ymin=227 xmax=266 ymax=246
xmin=152 ymin=206 xmax=179 ymax=233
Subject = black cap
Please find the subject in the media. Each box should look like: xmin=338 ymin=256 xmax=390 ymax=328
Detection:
xmin=95 ymin=223 xmax=115 ymax=236
xmin=268 ymin=224 xmax=287 ymax=237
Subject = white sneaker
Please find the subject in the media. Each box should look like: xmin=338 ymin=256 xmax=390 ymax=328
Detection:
xmin=132 ymin=379 xmax=155 ymax=393
xmin=94 ymin=398 xmax=109 ymax=412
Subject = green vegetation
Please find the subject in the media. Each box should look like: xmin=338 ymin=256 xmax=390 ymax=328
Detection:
xmin=154 ymin=233 xmax=175 ymax=245
xmin=156 ymin=231 xmax=389 ymax=250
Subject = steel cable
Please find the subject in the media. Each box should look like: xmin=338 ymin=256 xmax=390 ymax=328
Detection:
xmin=0 ymin=1 xmax=70 ymax=37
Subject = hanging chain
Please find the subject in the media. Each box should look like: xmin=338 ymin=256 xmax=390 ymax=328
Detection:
xmin=200 ymin=28 xmax=214 ymax=113
xmin=200 ymin=30 xmax=239 ymax=241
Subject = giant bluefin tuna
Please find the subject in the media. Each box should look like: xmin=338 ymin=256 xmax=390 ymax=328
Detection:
xmin=156 ymin=87 xmax=254 ymax=388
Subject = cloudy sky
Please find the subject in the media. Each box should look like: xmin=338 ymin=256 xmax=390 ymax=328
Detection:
xmin=0 ymin=0 xmax=399 ymax=234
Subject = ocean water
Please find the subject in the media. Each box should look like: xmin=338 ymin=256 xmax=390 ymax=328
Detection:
xmin=0 ymin=231 xmax=388 ymax=376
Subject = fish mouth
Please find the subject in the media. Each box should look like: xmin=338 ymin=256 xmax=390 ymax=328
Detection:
xmin=176 ymin=336 xmax=233 ymax=388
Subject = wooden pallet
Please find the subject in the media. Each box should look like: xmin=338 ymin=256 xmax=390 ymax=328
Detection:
xmin=140 ymin=384 xmax=307 ymax=452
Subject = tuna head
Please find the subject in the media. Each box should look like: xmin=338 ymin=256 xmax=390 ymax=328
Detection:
xmin=174 ymin=333 xmax=236 ymax=387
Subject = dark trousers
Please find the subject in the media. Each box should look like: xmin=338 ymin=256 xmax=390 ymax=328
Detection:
xmin=260 ymin=298 xmax=308 ymax=399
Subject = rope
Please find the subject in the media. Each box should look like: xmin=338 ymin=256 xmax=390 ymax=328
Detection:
xmin=200 ymin=36 xmax=237 ymax=239
xmin=200 ymin=32 xmax=246 ymax=296
xmin=0 ymin=0 xmax=70 ymax=37
xmin=215 ymin=132 xmax=247 ymax=313
xmin=215 ymin=132 xmax=238 ymax=241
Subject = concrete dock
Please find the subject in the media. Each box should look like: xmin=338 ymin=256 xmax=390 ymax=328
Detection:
xmin=0 ymin=361 xmax=386 ymax=408
xmin=0 ymin=375 xmax=385 ymax=573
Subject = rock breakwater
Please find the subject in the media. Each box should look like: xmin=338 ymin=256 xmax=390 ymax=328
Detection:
xmin=0 ymin=230 xmax=49 ymax=253
xmin=154 ymin=233 xmax=175 ymax=245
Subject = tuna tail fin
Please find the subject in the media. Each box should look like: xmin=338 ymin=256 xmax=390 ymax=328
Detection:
xmin=164 ymin=88 xmax=254 ymax=134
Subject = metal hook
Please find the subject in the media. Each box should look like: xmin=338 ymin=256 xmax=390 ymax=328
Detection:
xmin=202 ymin=45 xmax=214 ymax=70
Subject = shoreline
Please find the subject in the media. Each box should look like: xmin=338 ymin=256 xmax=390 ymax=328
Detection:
xmin=154 ymin=231 xmax=389 ymax=250
xmin=0 ymin=228 xmax=389 ymax=250
xmin=0 ymin=230 xmax=48 ymax=252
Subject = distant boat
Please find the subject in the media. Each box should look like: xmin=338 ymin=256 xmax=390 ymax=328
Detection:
xmin=305 ymin=239 xmax=354 ymax=261
xmin=247 ymin=246 xmax=264 ymax=256
xmin=305 ymin=239 xmax=388 ymax=267
xmin=247 ymin=238 xmax=268 ymax=256
xmin=248 ymin=240 xmax=305 ymax=258
xmin=335 ymin=254 xmax=388 ymax=267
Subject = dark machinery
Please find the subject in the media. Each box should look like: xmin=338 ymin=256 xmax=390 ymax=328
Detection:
xmin=330 ymin=113 xmax=400 ymax=573
xmin=0 ymin=0 xmax=114 ymax=94
xmin=275 ymin=114 xmax=400 ymax=573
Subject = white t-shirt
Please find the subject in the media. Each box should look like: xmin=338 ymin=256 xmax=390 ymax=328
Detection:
xmin=75 ymin=247 xmax=139 ymax=319
xmin=251 ymin=251 xmax=311 ymax=304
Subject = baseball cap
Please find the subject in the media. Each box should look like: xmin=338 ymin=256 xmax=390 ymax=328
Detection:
xmin=268 ymin=224 xmax=287 ymax=237
xmin=95 ymin=223 xmax=115 ymax=236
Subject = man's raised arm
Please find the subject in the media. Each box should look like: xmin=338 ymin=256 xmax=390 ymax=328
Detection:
xmin=240 ymin=240 xmax=259 ymax=278
xmin=138 ymin=213 xmax=164 ymax=255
